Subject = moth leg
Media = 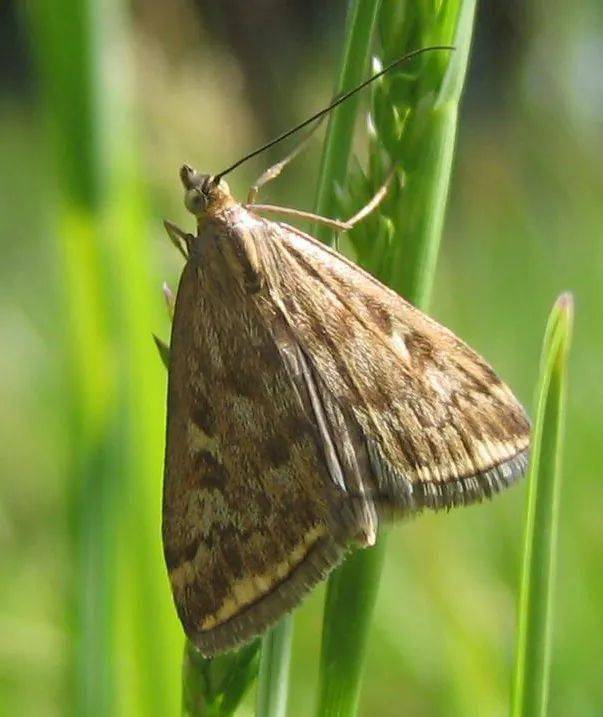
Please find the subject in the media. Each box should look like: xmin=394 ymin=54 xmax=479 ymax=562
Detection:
xmin=163 ymin=220 xmax=192 ymax=260
xmin=342 ymin=167 xmax=397 ymax=229
xmin=247 ymin=118 xmax=324 ymax=204
xmin=246 ymin=204 xmax=349 ymax=231
xmin=248 ymin=168 xmax=396 ymax=231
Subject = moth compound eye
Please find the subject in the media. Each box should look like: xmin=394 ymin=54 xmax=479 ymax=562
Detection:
xmin=184 ymin=189 xmax=207 ymax=216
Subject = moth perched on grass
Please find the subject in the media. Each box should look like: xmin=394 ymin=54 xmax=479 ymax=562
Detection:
xmin=161 ymin=49 xmax=531 ymax=657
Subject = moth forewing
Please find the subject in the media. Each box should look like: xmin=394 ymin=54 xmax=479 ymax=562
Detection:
xmin=163 ymin=199 xmax=377 ymax=656
xmin=247 ymin=213 xmax=530 ymax=508
xmin=162 ymin=170 xmax=530 ymax=656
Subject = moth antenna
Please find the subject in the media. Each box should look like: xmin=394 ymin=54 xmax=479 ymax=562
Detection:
xmin=212 ymin=44 xmax=454 ymax=185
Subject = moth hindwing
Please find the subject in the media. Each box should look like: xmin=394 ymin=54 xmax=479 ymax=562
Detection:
xmin=162 ymin=169 xmax=530 ymax=656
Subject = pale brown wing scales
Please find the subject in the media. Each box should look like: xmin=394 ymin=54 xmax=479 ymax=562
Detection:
xmin=254 ymin=217 xmax=530 ymax=514
xmin=164 ymin=205 xmax=530 ymax=655
xmin=164 ymin=218 xmax=374 ymax=655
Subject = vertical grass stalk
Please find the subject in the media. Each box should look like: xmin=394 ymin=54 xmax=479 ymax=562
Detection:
xmin=313 ymin=0 xmax=383 ymax=244
xmin=27 ymin=0 xmax=181 ymax=715
xmin=314 ymin=2 xmax=476 ymax=716
xmin=26 ymin=1 xmax=114 ymax=714
xmin=511 ymin=293 xmax=574 ymax=717
xmin=256 ymin=619 xmax=294 ymax=717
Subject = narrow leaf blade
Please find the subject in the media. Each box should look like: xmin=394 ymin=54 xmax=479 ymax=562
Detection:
xmin=511 ymin=292 xmax=574 ymax=717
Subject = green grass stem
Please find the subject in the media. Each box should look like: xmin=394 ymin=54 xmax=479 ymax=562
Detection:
xmin=315 ymin=3 xmax=477 ymax=716
xmin=26 ymin=1 xmax=113 ymax=713
xmin=182 ymin=639 xmax=260 ymax=717
xmin=27 ymin=0 xmax=181 ymax=715
xmin=313 ymin=0 xmax=383 ymax=245
xmin=511 ymin=293 xmax=574 ymax=717
xmin=315 ymin=540 xmax=388 ymax=717
xmin=256 ymin=619 xmax=294 ymax=717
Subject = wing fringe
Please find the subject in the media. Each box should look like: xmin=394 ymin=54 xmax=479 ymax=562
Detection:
xmin=366 ymin=438 xmax=529 ymax=515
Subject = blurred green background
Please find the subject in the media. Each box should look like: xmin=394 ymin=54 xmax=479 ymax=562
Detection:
xmin=1 ymin=1 xmax=601 ymax=716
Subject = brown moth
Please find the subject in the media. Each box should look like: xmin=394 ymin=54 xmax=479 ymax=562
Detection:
xmin=162 ymin=165 xmax=531 ymax=657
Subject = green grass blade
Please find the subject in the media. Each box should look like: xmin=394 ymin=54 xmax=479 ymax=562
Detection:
xmin=26 ymin=0 xmax=182 ymax=714
xmin=383 ymin=0 xmax=476 ymax=305
xmin=25 ymin=1 xmax=112 ymax=714
xmin=216 ymin=641 xmax=262 ymax=716
xmin=315 ymin=3 xmax=477 ymax=716
xmin=182 ymin=639 xmax=260 ymax=717
xmin=511 ymin=293 xmax=574 ymax=717
xmin=313 ymin=0 xmax=382 ymax=245
xmin=316 ymin=539 xmax=388 ymax=717
xmin=182 ymin=642 xmax=211 ymax=717
xmin=309 ymin=3 xmax=383 ymax=713
xmin=256 ymin=618 xmax=294 ymax=717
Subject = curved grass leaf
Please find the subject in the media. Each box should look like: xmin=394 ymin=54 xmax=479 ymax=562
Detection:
xmin=511 ymin=293 xmax=574 ymax=717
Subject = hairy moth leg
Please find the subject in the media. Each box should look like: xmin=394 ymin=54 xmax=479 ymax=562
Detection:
xmin=248 ymin=167 xmax=396 ymax=232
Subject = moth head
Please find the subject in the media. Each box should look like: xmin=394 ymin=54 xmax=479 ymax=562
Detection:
xmin=180 ymin=164 xmax=233 ymax=218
